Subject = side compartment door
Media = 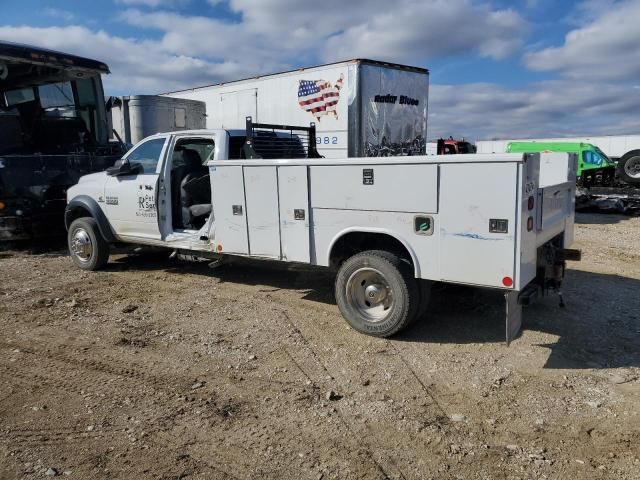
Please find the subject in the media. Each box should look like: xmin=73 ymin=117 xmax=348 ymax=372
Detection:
xmin=278 ymin=166 xmax=310 ymax=262
xmin=104 ymin=136 xmax=167 ymax=240
xmin=244 ymin=166 xmax=280 ymax=259
xmin=211 ymin=165 xmax=249 ymax=254
xmin=438 ymin=162 xmax=518 ymax=288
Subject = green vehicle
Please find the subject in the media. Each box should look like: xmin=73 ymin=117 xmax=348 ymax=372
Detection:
xmin=507 ymin=142 xmax=617 ymax=187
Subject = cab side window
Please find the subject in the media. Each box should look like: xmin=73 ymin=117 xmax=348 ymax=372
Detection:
xmin=127 ymin=137 xmax=166 ymax=174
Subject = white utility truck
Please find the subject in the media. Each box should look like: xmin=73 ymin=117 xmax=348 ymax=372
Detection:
xmin=163 ymin=59 xmax=428 ymax=159
xmin=66 ymin=120 xmax=579 ymax=343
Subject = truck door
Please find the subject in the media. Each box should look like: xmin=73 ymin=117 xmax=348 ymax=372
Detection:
xmin=104 ymin=136 xmax=167 ymax=240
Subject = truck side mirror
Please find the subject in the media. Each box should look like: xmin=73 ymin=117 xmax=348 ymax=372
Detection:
xmin=106 ymin=160 xmax=142 ymax=176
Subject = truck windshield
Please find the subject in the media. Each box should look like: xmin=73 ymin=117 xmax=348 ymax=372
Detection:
xmin=1 ymin=76 xmax=105 ymax=155
xmin=583 ymin=149 xmax=608 ymax=166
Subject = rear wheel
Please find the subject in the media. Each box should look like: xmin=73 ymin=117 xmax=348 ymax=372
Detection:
xmin=68 ymin=217 xmax=110 ymax=271
xmin=618 ymin=150 xmax=640 ymax=185
xmin=335 ymin=250 xmax=419 ymax=337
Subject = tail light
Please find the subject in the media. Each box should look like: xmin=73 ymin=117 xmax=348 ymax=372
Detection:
xmin=527 ymin=216 xmax=534 ymax=231
xmin=527 ymin=195 xmax=535 ymax=210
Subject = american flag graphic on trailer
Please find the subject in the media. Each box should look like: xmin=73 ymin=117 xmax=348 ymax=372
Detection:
xmin=297 ymin=74 xmax=344 ymax=121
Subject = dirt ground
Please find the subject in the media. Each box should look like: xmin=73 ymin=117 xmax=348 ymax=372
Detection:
xmin=0 ymin=212 xmax=639 ymax=479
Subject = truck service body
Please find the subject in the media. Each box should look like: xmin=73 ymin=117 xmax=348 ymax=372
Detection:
xmin=163 ymin=59 xmax=429 ymax=159
xmin=66 ymin=121 xmax=579 ymax=342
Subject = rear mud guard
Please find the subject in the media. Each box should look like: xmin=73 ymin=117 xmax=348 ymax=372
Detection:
xmin=505 ymin=290 xmax=522 ymax=345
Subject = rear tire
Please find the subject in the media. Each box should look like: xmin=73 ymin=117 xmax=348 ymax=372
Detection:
xmin=335 ymin=250 xmax=419 ymax=337
xmin=68 ymin=217 xmax=110 ymax=271
xmin=618 ymin=150 xmax=640 ymax=185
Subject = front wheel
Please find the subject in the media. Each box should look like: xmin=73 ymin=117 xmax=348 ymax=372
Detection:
xmin=618 ymin=151 xmax=640 ymax=185
xmin=335 ymin=250 xmax=419 ymax=337
xmin=68 ymin=217 xmax=110 ymax=271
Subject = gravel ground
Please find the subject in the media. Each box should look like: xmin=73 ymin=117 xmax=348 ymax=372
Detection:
xmin=0 ymin=212 xmax=639 ymax=479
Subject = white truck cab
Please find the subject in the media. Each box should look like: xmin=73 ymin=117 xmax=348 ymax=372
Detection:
xmin=66 ymin=119 xmax=580 ymax=342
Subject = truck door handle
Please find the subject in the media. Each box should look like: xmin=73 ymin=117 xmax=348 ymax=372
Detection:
xmin=294 ymin=209 xmax=305 ymax=220
xmin=232 ymin=205 xmax=243 ymax=215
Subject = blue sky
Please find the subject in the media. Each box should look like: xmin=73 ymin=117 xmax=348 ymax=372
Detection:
xmin=2 ymin=0 xmax=640 ymax=139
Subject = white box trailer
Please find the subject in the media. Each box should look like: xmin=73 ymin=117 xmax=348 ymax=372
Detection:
xmin=66 ymin=121 xmax=579 ymax=343
xmin=162 ymin=59 xmax=428 ymax=158
xmin=108 ymin=95 xmax=206 ymax=145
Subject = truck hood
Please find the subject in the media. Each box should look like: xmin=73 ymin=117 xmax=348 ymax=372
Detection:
xmin=67 ymin=172 xmax=108 ymax=203
xmin=77 ymin=171 xmax=108 ymax=184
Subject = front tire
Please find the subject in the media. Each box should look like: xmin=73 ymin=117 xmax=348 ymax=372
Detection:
xmin=618 ymin=150 xmax=640 ymax=185
xmin=335 ymin=250 xmax=419 ymax=337
xmin=68 ymin=217 xmax=110 ymax=271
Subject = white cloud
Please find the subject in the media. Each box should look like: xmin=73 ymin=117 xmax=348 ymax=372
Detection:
xmin=227 ymin=0 xmax=527 ymax=63
xmin=429 ymin=80 xmax=640 ymax=140
xmin=525 ymin=0 xmax=640 ymax=80
xmin=0 ymin=25 xmax=246 ymax=93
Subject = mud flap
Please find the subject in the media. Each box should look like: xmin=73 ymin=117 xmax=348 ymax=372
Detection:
xmin=505 ymin=290 xmax=522 ymax=346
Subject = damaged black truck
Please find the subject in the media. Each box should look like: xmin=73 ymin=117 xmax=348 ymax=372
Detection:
xmin=0 ymin=41 xmax=124 ymax=242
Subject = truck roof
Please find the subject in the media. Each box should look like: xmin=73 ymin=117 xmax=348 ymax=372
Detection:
xmin=144 ymin=129 xmax=256 ymax=137
xmin=0 ymin=41 xmax=110 ymax=73
xmin=162 ymin=58 xmax=429 ymax=95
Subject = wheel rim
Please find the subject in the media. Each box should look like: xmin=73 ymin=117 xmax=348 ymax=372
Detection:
xmin=70 ymin=228 xmax=93 ymax=262
xmin=346 ymin=267 xmax=394 ymax=323
xmin=624 ymin=157 xmax=640 ymax=179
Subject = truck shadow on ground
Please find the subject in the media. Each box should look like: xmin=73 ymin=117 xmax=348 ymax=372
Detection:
xmin=394 ymin=269 xmax=640 ymax=371
xmin=108 ymin=254 xmax=640 ymax=370
xmin=575 ymin=211 xmax=635 ymax=225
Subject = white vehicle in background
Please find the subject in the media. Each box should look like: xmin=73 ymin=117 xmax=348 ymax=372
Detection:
xmin=65 ymin=119 xmax=580 ymax=343
xmin=477 ymin=135 xmax=640 ymax=184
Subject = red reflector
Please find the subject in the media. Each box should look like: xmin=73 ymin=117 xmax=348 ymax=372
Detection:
xmin=527 ymin=216 xmax=534 ymax=231
xmin=528 ymin=196 xmax=535 ymax=210
xmin=502 ymin=276 xmax=513 ymax=287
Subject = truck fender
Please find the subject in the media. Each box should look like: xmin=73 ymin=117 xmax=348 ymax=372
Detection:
xmin=326 ymin=227 xmax=421 ymax=278
xmin=65 ymin=195 xmax=116 ymax=243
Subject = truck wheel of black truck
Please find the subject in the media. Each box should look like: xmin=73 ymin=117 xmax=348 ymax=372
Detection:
xmin=335 ymin=250 xmax=420 ymax=337
xmin=68 ymin=217 xmax=110 ymax=271
xmin=618 ymin=150 xmax=640 ymax=185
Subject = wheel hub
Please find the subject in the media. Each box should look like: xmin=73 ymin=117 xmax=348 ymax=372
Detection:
xmin=70 ymin=228 xmax=93 ymax=262
xmin=364 ymin=283 xmax=387 ymax=304
xmin=624 ymin=157 xmax=640 ymax=178
xmin=346 ymin=268 xmax=394 ymax=323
